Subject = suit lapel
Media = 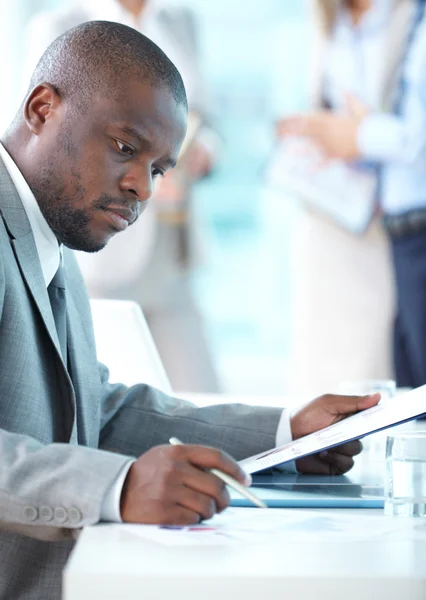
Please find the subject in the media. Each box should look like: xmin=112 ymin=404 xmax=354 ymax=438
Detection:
xmin=11 ymin=235 xmax=63 ymax=357
xmin=0 ymin=156 xmax=65 ymax=365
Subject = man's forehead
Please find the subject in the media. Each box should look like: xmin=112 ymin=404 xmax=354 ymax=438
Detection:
xmin=102 ymin=84 xmax=186 ymax=132
xmin=110 ymin=79 xmax=183 ymax=115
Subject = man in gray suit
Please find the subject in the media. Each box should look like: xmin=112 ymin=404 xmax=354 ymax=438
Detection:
xmin=0 ymin=21 xmax=379 ymax=600
xmin=24 ymin=0 xmax=224 ymax=394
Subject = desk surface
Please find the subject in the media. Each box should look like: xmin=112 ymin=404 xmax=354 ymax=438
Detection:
xmin=63 ymin=508 xmax=426 ymax=600
xmin=63 ymin=421 xmax=426 ymax=600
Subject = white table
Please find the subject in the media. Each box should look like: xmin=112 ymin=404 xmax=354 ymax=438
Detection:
xmin=63 ymin=422 xmax=426 ymax=600
xmin=63 ymin=508 xmax=426 ymax=600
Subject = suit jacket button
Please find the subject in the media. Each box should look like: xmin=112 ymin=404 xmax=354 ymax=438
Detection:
xmin=68 ymin=508 xmax=82 ymax=525
xmin=23 ymin=506 xmax=38 ymax=522
xmin=54 ymin=507 xmax=68 ymax=523
xmin=39 ymin=506 xmax=54 ymax=522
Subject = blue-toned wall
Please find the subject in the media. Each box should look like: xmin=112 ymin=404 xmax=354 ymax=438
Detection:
xmin=181 ymin=0 xmax=310 ymax=393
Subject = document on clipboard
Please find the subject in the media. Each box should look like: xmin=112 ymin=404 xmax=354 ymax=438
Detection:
xmin=240 ymin=385 xmax=426 ymax=475
xmin=264 ymin=136 xmax=377 ymax=234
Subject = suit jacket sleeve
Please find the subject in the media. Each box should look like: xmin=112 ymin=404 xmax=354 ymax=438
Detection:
xmin=0 ymin=428 xmax=133 ymax=540
xmin=98 ymin=363 xmax=283 ymax=462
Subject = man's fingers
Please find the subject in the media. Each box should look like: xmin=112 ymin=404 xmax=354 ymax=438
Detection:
xmin=176 ymin=485 xmax=217 ymax=521
xmin=296 ymin=454 xmax=331 ymax=474
xmin=330 ymin=440 xmax=362 ymax=457
xmin=348 ymin=392 xmax=381 ymax=412
xmin=320 ymin=450 xmax=354 ymax=474
xmin=121 ymin=445 xmax=237 ymax=525
xmin=356 ymin=392 xmax=381 ymax=410
xmin=323 ymin=392 xmax=381 ymax=417
xmin=130 ymin=501 xmax=203 ymax=526
xmin=181 ymin=465 xmax=230 ymax=513
xmin=183 ymin=445 xmax=250 ymax=486
xmin=164 ymin=505 xmax=203 ymax=526
xmin=296 ymin=447 xmax=358 ymax=475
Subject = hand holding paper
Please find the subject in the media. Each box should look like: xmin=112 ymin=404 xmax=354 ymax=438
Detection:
xmin=290 ymin=393 xmax=381 ymax=439
xmin=291 ymin=392 xmax=380 ymax=475
xmin=240 ymin=386 xmax=426 ymax=475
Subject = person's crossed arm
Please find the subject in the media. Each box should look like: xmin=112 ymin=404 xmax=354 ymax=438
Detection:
xmin=276 ymin=94 xmax=368 ymax=162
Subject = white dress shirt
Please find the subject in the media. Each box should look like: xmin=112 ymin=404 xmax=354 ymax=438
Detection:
xmin=0 ymin=141 xmax=295 ymax=520
xmin=323 ymin=0 xmax=390 ymax=111
xmin=357 ymin=6 xmax=426 ymax=215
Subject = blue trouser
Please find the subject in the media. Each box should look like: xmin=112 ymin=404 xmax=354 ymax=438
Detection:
xmin=391 ymin=229 xmax=426 ymax=388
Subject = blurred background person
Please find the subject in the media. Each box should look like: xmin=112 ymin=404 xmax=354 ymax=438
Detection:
xmin=280 ymin=0 xmax=426 ymax=391
xmin=23 ymin=0 xmax=222 ymax=392
xmin=275 ymin=0 xmax=414 ymax=396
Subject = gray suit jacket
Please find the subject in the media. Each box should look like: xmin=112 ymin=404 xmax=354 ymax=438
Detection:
xmin=0 ymin=156 xmax=282 ymax=599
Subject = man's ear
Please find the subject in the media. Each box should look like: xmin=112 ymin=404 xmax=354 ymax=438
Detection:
xmin=23 ymin=83 xmax=61 ymax=135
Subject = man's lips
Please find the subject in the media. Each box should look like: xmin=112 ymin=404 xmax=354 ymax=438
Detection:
xmin=105 ymin=206 xmax=137 ymax=225
xmin=100 ymin=206 xmax=138 ymax=231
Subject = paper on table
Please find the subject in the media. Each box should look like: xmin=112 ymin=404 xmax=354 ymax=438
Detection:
xmin=264 ymin=136 xmax=376 ymax=233
xmin=240 ymin=385 xmax=426 ymax=475
xmin=122 ymin=507 xmax=423 ymax=546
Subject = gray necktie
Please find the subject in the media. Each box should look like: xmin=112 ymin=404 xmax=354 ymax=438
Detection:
xmin=48 ymin=263 xmax=67 ymax=364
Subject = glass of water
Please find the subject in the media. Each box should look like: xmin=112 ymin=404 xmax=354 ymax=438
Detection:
xmin=384 ymin=431 xmax=426 ymax=517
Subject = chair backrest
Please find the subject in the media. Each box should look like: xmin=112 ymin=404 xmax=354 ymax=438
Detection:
xmin=89 ymin=298 xmax=172 ymax=394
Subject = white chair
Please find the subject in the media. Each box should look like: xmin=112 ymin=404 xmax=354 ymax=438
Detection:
xmin=90 ymin=298 xmax=172 ymax=394
xmin=90 ymin=298 xmax=290 ymax=409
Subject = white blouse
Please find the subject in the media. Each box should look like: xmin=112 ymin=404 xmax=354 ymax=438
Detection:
xmin=323 ymin=0 xmax=390 ymax=111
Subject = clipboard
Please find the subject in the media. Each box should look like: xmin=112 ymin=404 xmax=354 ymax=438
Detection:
xmin=264 ymin=136 xmax=377 ymax=233
xmin=230 ymin=472 xmax=384 ymax=509
xmin=239 ymin=385 xmax=426 ymax=475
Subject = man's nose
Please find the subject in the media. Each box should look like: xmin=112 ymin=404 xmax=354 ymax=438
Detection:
xmin=120 ymin=166 xmax=153 ymax=202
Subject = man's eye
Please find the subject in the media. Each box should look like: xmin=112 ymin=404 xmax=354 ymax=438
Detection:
xmin=116 ymin=140 xmax=134 ymax=156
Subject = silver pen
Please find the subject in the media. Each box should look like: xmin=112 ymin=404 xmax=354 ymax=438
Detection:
xmin=169 ymin=437 xmax=267 ymax=509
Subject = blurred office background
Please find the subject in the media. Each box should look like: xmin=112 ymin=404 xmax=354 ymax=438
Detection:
xmin=0 ymin=1 xmax=310 ymax=396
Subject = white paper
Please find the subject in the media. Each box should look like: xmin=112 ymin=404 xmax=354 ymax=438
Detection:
xmin=240 ymin=385 xmax=426 ymax=475
xmin=265 ymin=136 xmax=376 ymax=233
xmin=122 ymin=507 xmax=425 ymax=546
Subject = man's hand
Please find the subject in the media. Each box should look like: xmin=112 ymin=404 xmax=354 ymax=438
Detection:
xmin=120 ymin=444 xmax=250 ymax=525
xmin=276 ymin=95 xmax=369 ymax=161
xmin=291 ymin=393 xmax=381 ymax=475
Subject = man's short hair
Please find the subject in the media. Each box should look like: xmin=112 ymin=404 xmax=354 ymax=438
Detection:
xmin=28 ymin=20 xmax=187 ymax=111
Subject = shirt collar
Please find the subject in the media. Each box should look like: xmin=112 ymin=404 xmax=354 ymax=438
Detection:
xmin=339 ymin=0 xmax=390 ymax=35
xmin=0 ymin=141 xmax=60 ymax=287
